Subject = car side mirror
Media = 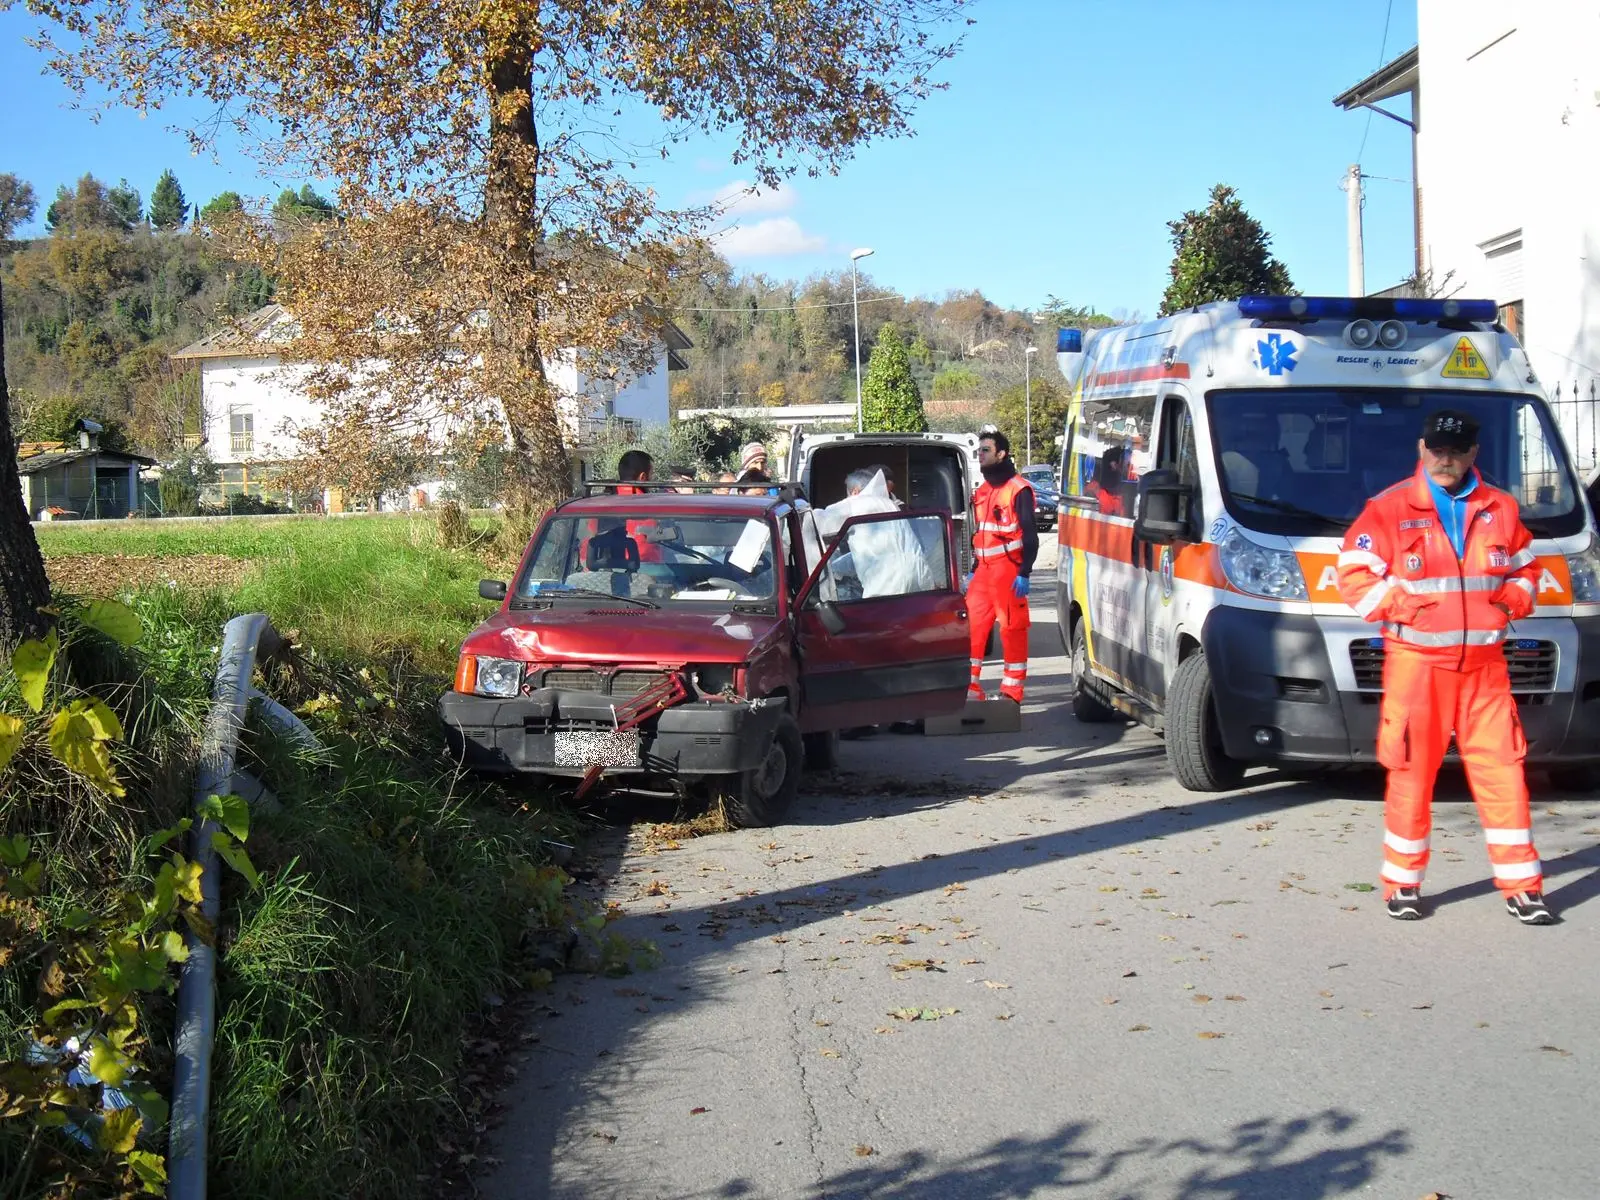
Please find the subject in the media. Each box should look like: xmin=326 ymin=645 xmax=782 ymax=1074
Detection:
xmin=1133 ymin=469 xmax=1191 ymax=544
xmin=479 ymin=579 xmax=508 ymax=601
xmin=815 ymin=599 xmax=847 ymax=634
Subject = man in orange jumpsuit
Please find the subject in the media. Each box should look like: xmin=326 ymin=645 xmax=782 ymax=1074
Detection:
xmin=1336 ymin=410 xmax=1554 ymax=925
xmin=967 ymin=429 xmax=1038 ymax=704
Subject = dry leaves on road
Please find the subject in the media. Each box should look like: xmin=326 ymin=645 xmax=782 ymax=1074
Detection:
xmin=888 ymin=1007 xmax=959 ymax=1022
xmin=1197 ymin=1031 xmax=1226 ymax=1039
xmin=890 ymin=958 xmax=945 ymax=973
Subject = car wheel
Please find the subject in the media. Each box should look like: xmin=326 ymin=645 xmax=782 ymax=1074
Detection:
xmin=1070 ymin=620 xmax=1117 ymax=723
xmin=1166 ymin=651 xmax=1245 ymax=792
xmin=720 ymin=716 xmax=803 ymax=828
xmin=802 ymin=729 xmax=839 ymax=771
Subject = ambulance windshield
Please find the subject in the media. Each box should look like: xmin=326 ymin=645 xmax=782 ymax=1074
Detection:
xmin=1207 ymin=389 xmax=1584 ymax=539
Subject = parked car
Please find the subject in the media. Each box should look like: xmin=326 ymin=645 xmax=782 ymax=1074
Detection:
xmin=438 ymin=489 xmax=970 ymax=826
xmin=1019 ymin=465 xmax=1060 ymax=530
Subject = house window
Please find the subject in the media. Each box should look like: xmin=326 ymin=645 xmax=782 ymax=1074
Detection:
xmin=230 ymin=409 xmax=254 ymax=454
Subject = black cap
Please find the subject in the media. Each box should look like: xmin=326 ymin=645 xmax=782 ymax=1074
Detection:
xmin=1422 ymin=409 xmax=1479 ymax=452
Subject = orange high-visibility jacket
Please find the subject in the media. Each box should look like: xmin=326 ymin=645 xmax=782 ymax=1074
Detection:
xmin=1336 ymin=465 xmax=1540 ymax=660
xmin=973 ymin=474 xmax=1034 ymax=568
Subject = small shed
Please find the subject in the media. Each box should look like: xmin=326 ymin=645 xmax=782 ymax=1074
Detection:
xmin=17 ymin=424 xmax=157 ymax=520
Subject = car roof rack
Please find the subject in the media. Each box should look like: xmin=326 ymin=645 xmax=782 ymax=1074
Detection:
xmin=579 ymin=480 xmax=809 ymax=503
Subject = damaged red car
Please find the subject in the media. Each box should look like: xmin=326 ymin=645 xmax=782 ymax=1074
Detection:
xmin=439 ymin=488 xmax=970 ymax=826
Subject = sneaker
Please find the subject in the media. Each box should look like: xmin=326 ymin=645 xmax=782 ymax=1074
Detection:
xmin=1505 ymin=890 xmax=1556 ymax=925
xmin=1386 ymin=887 xmax=1423 ymax=920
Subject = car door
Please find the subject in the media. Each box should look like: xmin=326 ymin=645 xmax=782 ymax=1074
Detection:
xmin=792 ymin=509 xmax=969 ymax=732
xmin=1137 ymin=392 xmax=1203 ymax=706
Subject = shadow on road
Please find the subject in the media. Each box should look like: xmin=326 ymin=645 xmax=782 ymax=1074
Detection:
xmin=663 ymin=1110 xmax=1407 ymax=1200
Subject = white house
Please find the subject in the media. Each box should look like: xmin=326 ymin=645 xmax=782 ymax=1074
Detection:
xmin=1335 ymin=5 xmax=1600 ymax=474
xmin=170 ymin=303 xmax=691 ymax=505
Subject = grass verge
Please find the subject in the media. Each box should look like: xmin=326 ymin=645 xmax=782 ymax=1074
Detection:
xmin=5 ymin=515 xmax=598 ymax=1198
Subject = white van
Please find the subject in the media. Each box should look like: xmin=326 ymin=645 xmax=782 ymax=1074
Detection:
xmin=1055 ymin=295 xmax=1600 ymax=791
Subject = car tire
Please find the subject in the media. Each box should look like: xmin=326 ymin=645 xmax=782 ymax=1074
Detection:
xmin=802 ymin=729 xmax=840 ymax=771
xmin=1070 ymin=620 xmax=1116 ymax=723
xmin=1549 ymin=764 xmax=1600 ymax=793
xmin=720 ymin=716 xmax=803 ymax=828
xmin=1167 ymin=651 xmax=1246 ymax=792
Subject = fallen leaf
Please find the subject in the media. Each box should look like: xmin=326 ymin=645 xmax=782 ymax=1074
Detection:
xmin=1319 ymin=989 xmax=1335 ymax=998
xmin=1193 ymin=994 xmax=1213 ymax=1003
xmin=1128 ymin=1023 xmax=1151 ymax=1032
xmin=1418 ymin=1192 xmax=1450 ymax=1200
xmin=645 ymin=879 xmax=672 ymax=896
xmin=591 ymin=1130 xmax=618 ymax=1143
xmin=995 ymin=1012 xmax=1013 ymax=1021
xmin=819 ymin=1048 xmax=840 ymax=1058
xmin=873 ymin=1025 xmax=896 ymax=1034
xmin=854 ymin=1144 xmax=876 ymax=1157
xmin=888 ymin=1006 xmax=959 ymax=1022
xmin=1098 ymin=885 xmax=1120 ymax=893
xmin=867 ymin=932 xmax=912 ymax=945
xmin=1121 ymin=970 xmax=1138 ymax=977
xmin=689 ymin=1107 xmax=708 ymax=1115
xmin=944 ymin=882 xmax=968 ymax=895
xmin=1539 ymin=1044 xmax=1573 ymax=1057
xmin=890 ymin=958 xmax=944 ymax=973
xmin=1102 ymin=996 xmax=1119 ymax=1005
xmin=960 ymin=958 xmax=982 ymax=966
xmin=1197 ymin=1031 xmax=1225 ymax=1039
xmin=1344 ymin=882 xmax=1376 ymax=893
xmin=1225 ymin=995 xmax=1245 ymax=1002
xmin=814 ymin=1019 xmax=832 ymax=1027
xmin=1411 ymin=1003 xmax=1433 ymax=1011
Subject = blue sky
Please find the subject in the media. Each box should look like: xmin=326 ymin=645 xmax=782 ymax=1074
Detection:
xmin=0 ymin=0 xmax=1417 ymax=317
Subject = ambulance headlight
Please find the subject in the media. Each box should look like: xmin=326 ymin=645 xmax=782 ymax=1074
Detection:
xmin=1218 ymin=527 xmax=1308 ymax=601
xmin=1566 ymin=539 xmax=1600 ymax=602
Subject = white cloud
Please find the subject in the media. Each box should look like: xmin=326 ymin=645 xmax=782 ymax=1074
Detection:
xmin=713 ymin=217 xmax=829 ymax=257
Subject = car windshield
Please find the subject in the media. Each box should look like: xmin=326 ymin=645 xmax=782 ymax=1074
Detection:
xmin=516 ymin=513 xmax=779 ymax=608
xmin=1207 ymin=388 xmax=1585 ymax=538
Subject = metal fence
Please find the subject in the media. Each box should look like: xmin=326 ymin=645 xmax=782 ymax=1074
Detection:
xmin=1547 ymin=380 xmax=1600 ymax=485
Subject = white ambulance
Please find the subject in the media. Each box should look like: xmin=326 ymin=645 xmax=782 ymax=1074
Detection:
xmin=1054 ymin=295 xmax=1600 ymax=791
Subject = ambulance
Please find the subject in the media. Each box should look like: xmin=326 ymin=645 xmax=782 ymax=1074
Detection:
xmin=1054 ymin=294 xmax=1600 ymax=791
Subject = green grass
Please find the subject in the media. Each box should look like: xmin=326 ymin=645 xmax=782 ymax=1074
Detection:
xmin=36 ymin=513 xmax=509 ymax=673
xmin=6 ymin=515 xmax=587 ymax=1198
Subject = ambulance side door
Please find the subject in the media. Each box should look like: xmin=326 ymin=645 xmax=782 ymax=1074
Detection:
xmin=1139 ymin=392 xmax=1204 ymax=707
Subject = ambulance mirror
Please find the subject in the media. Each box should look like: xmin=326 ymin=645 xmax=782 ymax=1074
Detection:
xmin=1134 ymin=469 xmax=1190 ymax=544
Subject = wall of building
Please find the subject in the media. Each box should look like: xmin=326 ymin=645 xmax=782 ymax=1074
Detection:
xmin=1417 ymin=2 xmax=1600 ymax=470
xmin=200 ymin=357 xmax=321 ymax=465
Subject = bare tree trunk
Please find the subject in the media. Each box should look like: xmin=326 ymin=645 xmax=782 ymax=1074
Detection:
xmin=0 ymin=278 xmax=52 ymax=654
xmin=485 ymin=41 xmax=571 ymax=507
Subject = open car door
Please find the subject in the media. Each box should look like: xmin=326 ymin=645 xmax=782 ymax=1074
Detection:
xmin=793 ymin=509 xmax=970 ymax=733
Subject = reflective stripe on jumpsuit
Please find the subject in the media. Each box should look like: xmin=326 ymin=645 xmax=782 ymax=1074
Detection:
xmin=969 ymin=474 xmax=1032 ymax=703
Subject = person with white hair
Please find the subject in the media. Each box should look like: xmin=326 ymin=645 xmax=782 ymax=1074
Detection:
xmin=819 ymin=469 xmax=934 ymax=598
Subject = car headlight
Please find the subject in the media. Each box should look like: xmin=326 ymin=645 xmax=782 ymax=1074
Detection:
xmin=1566 ymin=538 xmax=1600 ymax=602
xmin=1218 ymin=526 xmax=1308 ymax=600
xmin=473 ymin=656 xmax=524 ymax=698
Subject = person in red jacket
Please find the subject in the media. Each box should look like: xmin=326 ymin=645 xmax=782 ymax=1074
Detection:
xmin=967 ymin=429 xmax=1038 ymax=704
xmin=1336 ymin=409 xmax=1554 ymax=925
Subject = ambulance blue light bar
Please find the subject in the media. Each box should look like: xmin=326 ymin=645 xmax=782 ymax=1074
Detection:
xmin=1237 ymin=295 xmax=1498 ymax=323
xmin=1058 ymin=327 xmax=1083 ymax=353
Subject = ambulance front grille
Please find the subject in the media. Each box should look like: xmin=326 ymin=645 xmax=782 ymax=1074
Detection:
xmin=1348 ymin=639 xmax=1557 ymax=693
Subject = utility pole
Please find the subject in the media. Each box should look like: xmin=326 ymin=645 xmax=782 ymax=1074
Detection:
xmin=1024 ymin=346 xmax=1037 ymax=467
xmin=1343 ymin=163 xmax=1365 ymax=298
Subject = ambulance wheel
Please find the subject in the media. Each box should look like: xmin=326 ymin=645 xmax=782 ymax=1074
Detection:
xmin=1167 ymin=652 xmax=1246 ymax=792
xmin=1070 ymin=620 xmax=1116 ymax=723
xmin=803 ymin=729 xmax=840 ymax=771
xmin=718 ymin=716 xmax=803 ymax=828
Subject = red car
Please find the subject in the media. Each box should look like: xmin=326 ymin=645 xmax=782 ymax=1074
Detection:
xmin=439 ymin=489 xmax=970 ymax=826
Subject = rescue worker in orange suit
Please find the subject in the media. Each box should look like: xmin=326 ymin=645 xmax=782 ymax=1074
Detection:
xmin=967 ymin=429 xmax=1038 ymax=704
xmin=1337 ymin=409 xmax=1554 ymax=925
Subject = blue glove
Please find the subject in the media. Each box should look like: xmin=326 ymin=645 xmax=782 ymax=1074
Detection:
xmin=962 ymin=572 xmax=974 ymax=593
xmin=1012 ymin=576 xmax=1031 ymax=598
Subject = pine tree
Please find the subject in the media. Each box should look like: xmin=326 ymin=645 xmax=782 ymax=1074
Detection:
xmin=149 ymin=169 xmax=188 ymax=230
xmin=1159 ymin=184 xmax=1294 ymax=316
xmin=107 ymin=178 xmax=143 ymax=230
xmin=200 ymin=191 xmax=244 ymax=222
xmin=861 ymin=323 xmax=927 ymax=434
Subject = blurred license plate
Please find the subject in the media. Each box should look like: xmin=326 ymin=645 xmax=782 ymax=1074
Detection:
xmin=552 ymin=729 xmax=641 ymax=767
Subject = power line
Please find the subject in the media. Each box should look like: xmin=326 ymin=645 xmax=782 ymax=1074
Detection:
xmin=1355 ymin=0 xmax=1397 ymax=164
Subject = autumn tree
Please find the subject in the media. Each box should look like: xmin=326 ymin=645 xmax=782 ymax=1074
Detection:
xmin=1159 ymin=184 xmax=1294 ymax=317
xmin=861 ymin=323 xmax=927 ymax=434
xmin=0 ymin=175 xmax=38 ymax=240
xmin=0 ymin=279 xmax=52 ymax=653
xmin=45 ymin=174 xmax=123 ymax=233
xmin=23 ymin=0 xmax=968 ymax=506
xmin=148 ymin=168 xmax=187 ymax=230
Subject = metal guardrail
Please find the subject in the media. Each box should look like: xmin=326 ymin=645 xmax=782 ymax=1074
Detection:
xmin=168 ymin=614 xmax=322 ymax=1200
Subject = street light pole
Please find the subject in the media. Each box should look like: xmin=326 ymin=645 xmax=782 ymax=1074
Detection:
xmin=1024 ymin=346 xmax=1037 ymax=467
xmin=850 ymin=247 xmax=875 ymax=432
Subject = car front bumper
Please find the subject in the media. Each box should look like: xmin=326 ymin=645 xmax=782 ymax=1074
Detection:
xmin=438 ymin=687 xmax=788 ymax=777
xmin=1201 ymin=608 xmax=1600 ymax=766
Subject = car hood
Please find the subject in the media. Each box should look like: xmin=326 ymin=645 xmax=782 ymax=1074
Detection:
xmin=462 ymin=604 xmax=784 ymax=665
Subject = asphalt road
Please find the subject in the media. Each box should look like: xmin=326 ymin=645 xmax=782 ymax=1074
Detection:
xmin=479 ymin=549 xmax=1600 ymax=1200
